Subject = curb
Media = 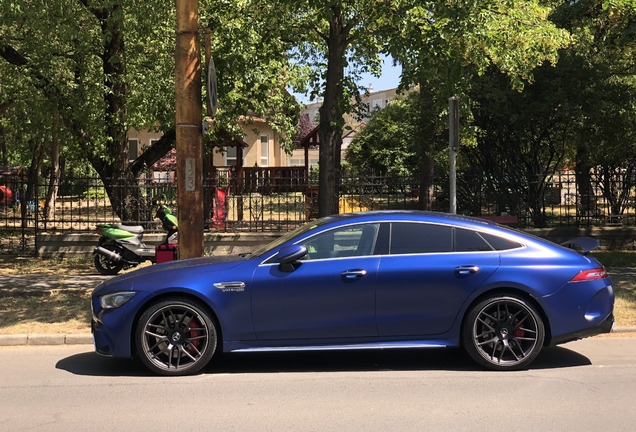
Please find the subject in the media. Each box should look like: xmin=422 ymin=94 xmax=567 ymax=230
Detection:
xmin=0 ymin=333 xmax=93 ymax=346
xmin=1 ymin=327 xmax=635 ymax=347
xmin=613 ymin=326 xmax=636 ymax=333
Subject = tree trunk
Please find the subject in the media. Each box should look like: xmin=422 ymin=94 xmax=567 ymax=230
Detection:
xmin=575 ymin=144 xmax=597 ymax=219
xmin=0 ymin=124 xmax=6 ymax=166
xmin=100 ymin=4 xmax=129 ymax=177
xmin=419 ymin=155 xmax=435 ymax=210
xmin=21 ymin=139 xmax=46 ymax=228
xmin=318 ymin=6 xmax=347 ymax=217
xmin=417 ymin=81 xmax=436 ymax=211
xmin=92 ymin=4 xmax=143 ymax=224
xmin=44 ymin=130 xmax=61 ymax=221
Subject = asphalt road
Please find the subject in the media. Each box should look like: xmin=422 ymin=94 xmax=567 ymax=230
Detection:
xmin=2 ymin=337 xmax=636 ymax=431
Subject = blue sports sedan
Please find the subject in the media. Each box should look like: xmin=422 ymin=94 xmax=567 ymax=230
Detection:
xmin=91 ymin=211 xmax=614 ymax=375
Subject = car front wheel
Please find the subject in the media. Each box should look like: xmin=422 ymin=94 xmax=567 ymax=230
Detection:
xmin=135 ymin=297 xmax=217 ymax=376
xmin=462 ymin=294 xmax=545 ymax=371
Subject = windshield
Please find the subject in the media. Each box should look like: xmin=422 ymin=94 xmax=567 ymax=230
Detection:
xmin=248 ymin=216 xmax=336 ymax=258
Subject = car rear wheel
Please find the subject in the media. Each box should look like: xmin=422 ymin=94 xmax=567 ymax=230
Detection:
xmin=135 ymin=297 xmax=217 ymax=376
xmin=462 ymin=294 xmax=545 ymax=371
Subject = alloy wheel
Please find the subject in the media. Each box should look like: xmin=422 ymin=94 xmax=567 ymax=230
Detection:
xmin=465 ymin=295 xmax=545 ymax=370
xmin=138 ymin=301 xmax=215 ymax=374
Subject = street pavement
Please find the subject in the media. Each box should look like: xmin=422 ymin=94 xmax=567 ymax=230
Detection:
xmin=2 ymin=338 xmax=636 ymax=431
xmin=1 ymin=270 xmax=635 ymax=346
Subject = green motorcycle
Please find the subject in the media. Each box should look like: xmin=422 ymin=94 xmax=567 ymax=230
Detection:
xmin=93 ymin=202 xmax=178 ymax=275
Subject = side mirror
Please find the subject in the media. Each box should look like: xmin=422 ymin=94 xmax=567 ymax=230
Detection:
xmin=278 ymin=244 xmax=307 ymax=272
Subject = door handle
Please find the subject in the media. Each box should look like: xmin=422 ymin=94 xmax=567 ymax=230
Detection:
xmin=341 ymin=269 xmax=367 ymax=279
xmin=454 ymin=266 xmax=480 ymax=275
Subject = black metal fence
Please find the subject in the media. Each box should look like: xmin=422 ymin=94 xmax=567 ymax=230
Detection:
xmin=2 ymin=169 xmax=636 ymax=255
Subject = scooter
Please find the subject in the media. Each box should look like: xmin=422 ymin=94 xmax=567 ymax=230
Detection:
xmin=93 ymin=201 xmax=178 ymax=275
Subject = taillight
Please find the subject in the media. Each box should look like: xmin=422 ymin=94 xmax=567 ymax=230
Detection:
xmin=570 ymin=267 xmax=608 ymax=282
xmin=96 ymin=228 xmax=103 ymax=235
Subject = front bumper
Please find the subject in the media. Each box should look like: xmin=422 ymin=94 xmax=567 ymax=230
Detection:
xmin=91 ymin=291 xmax=154 ymax=358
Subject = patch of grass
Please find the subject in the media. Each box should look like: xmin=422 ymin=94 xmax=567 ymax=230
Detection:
xmin=0 ymin=290 xmax=91 ymax=334
xmin=0 ymin=256 xmax=94 ymax=275
xmin=591 ymin=251 xmax=636 ymax=268
xmin=613 ymin=278 xmax=636 ymax=326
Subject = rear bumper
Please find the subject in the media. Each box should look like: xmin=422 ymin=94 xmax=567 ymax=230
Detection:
xmin=550 ymin=313 xmax=614 ymax=346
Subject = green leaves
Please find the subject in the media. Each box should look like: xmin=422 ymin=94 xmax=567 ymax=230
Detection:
xmin=203 ymin=0 xmax=301 ymax=153
xmin=387 ymin=0 xmax=571 ymax=96
xmin=346 ymin=92 xmax=443 ymax=176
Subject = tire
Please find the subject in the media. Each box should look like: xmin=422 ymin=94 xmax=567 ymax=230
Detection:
xmin=462 ymin=294 xmax=545 ymax=371
xmin=93 ymin=250 xmax=125 ymax=275
xmin=135 ymin=297 xmax=217 ymax=376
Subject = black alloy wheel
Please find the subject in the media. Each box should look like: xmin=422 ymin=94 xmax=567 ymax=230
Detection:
xmin=462 ymin=294 xmax=545 ymax=371
xmin=135 ymin=297 xmax=217 ymax=376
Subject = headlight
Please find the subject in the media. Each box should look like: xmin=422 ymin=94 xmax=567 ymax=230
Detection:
xmin=99 ymin=291 xmax=136 ymax=309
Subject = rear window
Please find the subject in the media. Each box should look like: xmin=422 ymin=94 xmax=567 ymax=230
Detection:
xmin=479 ymin=232 xmax=522 ymax=251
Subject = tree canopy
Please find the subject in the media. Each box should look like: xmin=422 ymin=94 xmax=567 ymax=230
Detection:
xmin=2 ymin=0 xmax=635 ymax=225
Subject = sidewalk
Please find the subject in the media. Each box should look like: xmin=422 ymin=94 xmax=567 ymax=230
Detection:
xmin=0 ymin=273 xmax=111 ymax=346
xmin=1 ymin=271 xmax=635 ymax=347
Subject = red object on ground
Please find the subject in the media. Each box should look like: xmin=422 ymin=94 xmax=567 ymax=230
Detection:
xmin=155 ymin=244 xmax=178 ymax=264
xmin=212 ymin=187 xmax=229 ymax=228
xmin=0 ymin=185 xmax=13 ymax=205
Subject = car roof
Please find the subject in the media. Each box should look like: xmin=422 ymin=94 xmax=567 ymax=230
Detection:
xmin=325 ymin=210 xmax=497 ymax=228
xmin=315 ymin=210 xmax=551 ymax=249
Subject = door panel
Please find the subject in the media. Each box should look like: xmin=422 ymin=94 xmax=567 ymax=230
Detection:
xmin=375 ymin=252 xmax=499 ymax=336
xmin=251 ymin=256 xmax=380 ymax=340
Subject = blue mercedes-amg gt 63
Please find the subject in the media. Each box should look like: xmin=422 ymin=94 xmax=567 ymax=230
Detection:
xmin=91 ymin=211 xmax=614 ymax=375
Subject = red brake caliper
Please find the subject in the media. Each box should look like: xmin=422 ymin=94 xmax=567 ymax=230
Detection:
xmin=514 ymin=327 xmax=525 ymax=338
xmin=188 ymin=319 xmax=201 ymax=353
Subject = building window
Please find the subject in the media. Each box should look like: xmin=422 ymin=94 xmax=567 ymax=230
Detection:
xmin=225 ymin=146 xmax=237 ymax=165
xmin=128 ymin=139 xmax=139 ymax=161
xmin=260 ymin=135 xmax=269 ymax=167
xmin=287 ymin=157 xmax=319 ymax=169
xmin=224 ymin=146 xmax=237 ymax=166
xmin=372 ymin=99 xmax=383 ymax=109
xmin=153 ymin=171 xmax=174 ymax=183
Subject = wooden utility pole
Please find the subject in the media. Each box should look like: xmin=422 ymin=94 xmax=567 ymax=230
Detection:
xmin=175 ymin=0 xmax=203 ymax=258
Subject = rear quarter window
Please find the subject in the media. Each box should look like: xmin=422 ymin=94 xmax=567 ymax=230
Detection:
xmin=455 ymin=228 xmax=494 ymax=252
xmin=479 ymin=232 xmax=523 ymax=251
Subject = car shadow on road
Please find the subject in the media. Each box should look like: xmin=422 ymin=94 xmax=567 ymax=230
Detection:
xmin=56 ymin=345 xmax=591 ymax=377
xmin=56 ymin=352 xmax=153 ymax=377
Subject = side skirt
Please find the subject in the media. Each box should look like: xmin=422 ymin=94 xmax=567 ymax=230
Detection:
xmin=230 ymin=340 xmax=450 ymax=353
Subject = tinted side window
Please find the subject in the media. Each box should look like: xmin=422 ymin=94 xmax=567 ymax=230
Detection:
xmin=303 ymin=224 xmax=379 ymax=260
xmin=390 ymin=223 xmax=452 ymax=254
xmin=480 ymin=232 xmax=523 ymax=251
xmin=455 ymin=228 xmax=494 ymax=252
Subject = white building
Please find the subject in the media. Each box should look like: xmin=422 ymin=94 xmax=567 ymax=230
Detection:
xmin=289 ymin=86 xmax=401 ymax=168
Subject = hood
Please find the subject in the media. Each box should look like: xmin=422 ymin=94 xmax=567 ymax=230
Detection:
xmin=102 ymin=254 xmax=247 ymax=286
